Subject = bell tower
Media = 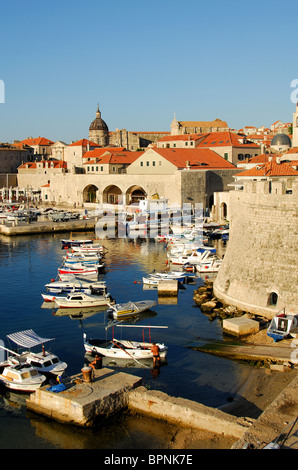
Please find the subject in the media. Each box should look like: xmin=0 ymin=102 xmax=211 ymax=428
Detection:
xmin=292 ymin=101 xmax=298 ymax=147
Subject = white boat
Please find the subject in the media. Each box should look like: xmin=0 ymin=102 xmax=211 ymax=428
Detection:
xmin=0 ymin=362 xmax=46 ymax=392
xmin=106 ymin=300 xmax=157 ymax=319
xmin=61 ymin=239 xmax=94 ymax=248
xmin=44 ymin=278 xmax=107 ymax=294
xmin=5 ymin=329 xmax=68 ymax=376
xmin=58 ymin=263 xmax=104 ymax=278
xmin=71 ymin=244 xmax=105 ymax=253
xmin=63 ymin=252 xmax=102 ymax=264
xmin=53 ymin=292 xmax=113 ymax=309
xmin=147 ymin=270 xmax=186 ymax=280
xmin=195 ymin=258 xmax=222 ymax=273
xmin=169 ymin=248 xmax=217 ymax=265
xmin=83 ymin=325 xmax=168 ymax=360
xmin=267 ymin=311 xmax=298 ymax=342
xmin=42 ymin=283 xmax=113 ymax=304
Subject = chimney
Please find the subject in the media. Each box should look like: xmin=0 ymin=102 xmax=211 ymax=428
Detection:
xmin=276 ymin=156 xmax=281 ymax=164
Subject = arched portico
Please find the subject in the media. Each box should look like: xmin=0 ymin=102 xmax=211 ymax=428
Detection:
xmin=83 ymin=184 xmax=98 ymax=203
xmin=125 ymin=185 xmax=147 ymax=205
xmin=102 ymin=185 xmax=123 ymax=204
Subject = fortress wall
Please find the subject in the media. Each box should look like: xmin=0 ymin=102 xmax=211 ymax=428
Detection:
xmin=213 ymin=180 xmax=298 ymax=319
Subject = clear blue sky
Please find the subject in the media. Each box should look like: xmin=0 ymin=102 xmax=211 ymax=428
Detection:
xmin=0 ymin=0 xmax=297 ymax=143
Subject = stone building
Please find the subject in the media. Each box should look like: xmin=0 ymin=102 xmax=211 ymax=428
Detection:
xmin=170 ymin=115 xmax=229 ymax=135
xmin=0 ymin=143 xmax=33 ymax=173
xmin=213 ymin=179 xmax=298 ymax=319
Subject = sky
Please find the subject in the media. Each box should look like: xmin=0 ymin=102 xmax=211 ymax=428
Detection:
xmin=0 ymin=0 xmax=298 ymax=143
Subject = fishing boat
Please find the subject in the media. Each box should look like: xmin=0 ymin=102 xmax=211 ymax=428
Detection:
xmin=169 ymin=247 xmax=217 ymax=265
xmin=63 ymin=252 xmax=102 ymax=264
xmin=147 ymin=270 xmax=186 ymax=280
xmin=44 ymin=278 xmax=107 ymax=294
xmin=71 ymin=244 xmax=106 ymax=254
xmin=195 ymin=258 xmax=222 ymax=273
xmin=61 ymin=239 xmax=94 ymax=249
xmin=267 ymin=311 xmax=298 ymax=342
xmin=53 ymin=292 xmax=113 ymax=309
xmin=0 ymin=362 xmax=46 ymax=392
xmin=57 ymin=263 xmax=104 ymax=278
xmin=42 ymin=283 xmax=113 ymax=304
xmin=83 ymin=325 xmax=168 ymax=360
xmin=5 ymin=329 xmax=68 ymax=376
xmin=106 ymin=300 xmax=157 ymax=319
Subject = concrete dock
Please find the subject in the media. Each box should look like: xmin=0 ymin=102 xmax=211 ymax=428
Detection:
xmin=26 ymin=367 xmax=142 ymax=427
xmin=0 ymin=217 xmax=97 ymax=236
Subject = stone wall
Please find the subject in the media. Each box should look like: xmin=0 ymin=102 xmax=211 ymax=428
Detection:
xmin=213 ymin=180 xmax=298 ymax=319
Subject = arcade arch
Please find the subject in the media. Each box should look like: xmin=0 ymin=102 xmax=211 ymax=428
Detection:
xmin=83 ymin=184 xmax=98 ymax=203
xmin=102 ymin=185 xmax=122 ymax=204
xmin=125 ymin=185 xmax=147 ymax=205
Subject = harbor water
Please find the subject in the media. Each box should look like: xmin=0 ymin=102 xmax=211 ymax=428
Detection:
xmin=0 ymin=232 xmax=251 ymax=449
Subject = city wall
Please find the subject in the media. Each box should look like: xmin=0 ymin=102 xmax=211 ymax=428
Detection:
xmin=213 ymin=180 xmax=298 ymax=319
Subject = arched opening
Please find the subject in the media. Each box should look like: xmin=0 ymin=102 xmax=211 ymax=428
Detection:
xmin=83 ymin=184 xmax=98 ymax=203
xmin=267 ymin=292 xmax=278 ymax=306
xmin=125 ymin=185 xmax=147 ymax=205
xmin=102 ymin=185 xmax=122 ymax=204
xmin=221 ymin=202 xmax=227 ymax=220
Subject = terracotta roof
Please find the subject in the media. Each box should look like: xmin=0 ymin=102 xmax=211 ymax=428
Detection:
xmin=151 ymin=148 xmax=236 ymax=169
xmin=84 ymin=150 xmax=142 ymax=165
xmin=235 ymin=160 xmax=298 ymax=178
xmin=197 ymin=131 xmax=259 ymax=148
xmin=82 ymin=147 xmax=126 ymax=158
xmin=285 ymin=147 xmax=298 ymax=154
xmin=68 ymin=139 xmax=101 ymax=147
xmin=19 ymin=160 xmax=67 ymax=169
xmin=248 ymin=153 xmax=278 ymax=163
xmin=20 ymin=137 xmax=54 ymax=146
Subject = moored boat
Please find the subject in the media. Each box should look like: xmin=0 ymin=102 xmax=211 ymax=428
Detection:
xmin=106 ymin=300 xmax=157 ymax=319
xmin=0 ymin=362 xmax=46 ymax=392
xmin=53 ymin=292 xmax=113 ymax=309
xmin=5 ymin=329 xmax=68 ymax=376
xmin=267 ymin=311 xmax=298 ymax=342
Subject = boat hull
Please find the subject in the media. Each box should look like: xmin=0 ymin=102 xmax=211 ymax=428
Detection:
xmin=84 ymin=338 xmax=168 ymax=360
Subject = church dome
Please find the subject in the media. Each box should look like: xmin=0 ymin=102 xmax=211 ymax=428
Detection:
xmin=271 ymin=133 xmax=291 ymax=147
xmin=89 ymin=105 xmax=109 ymax=132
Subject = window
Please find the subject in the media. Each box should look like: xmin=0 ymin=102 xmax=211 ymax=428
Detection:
xmin=238 ymin=154 xmax=244 ymax=161
xmin=140 ymin=161 xmax=143 ymax=166
xmin=146 ymin=161 xmax=149 ymax=166
xmin=224 ymin=153 xmax=228 ymax=160
xmin=87 ymin=166 xmax=90 ymax=171
xmin=153 ymin=161 xmax=155 ymax=166
xmin=101 ymin=166 xmax=103 ymax=171
xmin=268 ymin=292 xmax=278 ymax=306
xmin=91 ymin=167 xmax=94 ymax=172
xmin=96 ymin=166 xmax=99 ymax=171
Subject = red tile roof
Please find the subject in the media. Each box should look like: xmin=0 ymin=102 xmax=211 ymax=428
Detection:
xmin=235 ymin=160 xmax=298 ymax=177
xmin=82 ymin=147 xmax=126 ymax=158
xmin=84 ymin=150 xmax=142 ymax=165
xmin=19 ymin=160 xmax=67 ymax=169
xmin=68 ymin=139 xmax=101 ymax=147
xmin=157 ymin=131 xmax=259 ymax=148
xmin=20 ymin=137 xmax=54 ymax=146
xmin=152 ymin=148 xmax=236 ymax=169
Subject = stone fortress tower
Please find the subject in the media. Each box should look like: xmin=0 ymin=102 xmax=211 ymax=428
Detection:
xmin=88 ymin=105 xmax=109 ymax=146
xmin=213 ymin=180 xmax=298 ymax=319
xmin=292 ymin=101 xmax=298 ymax=147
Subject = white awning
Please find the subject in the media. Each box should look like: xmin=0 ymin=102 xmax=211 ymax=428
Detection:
xmin=7 ymin=329 xmax=54 ymax=348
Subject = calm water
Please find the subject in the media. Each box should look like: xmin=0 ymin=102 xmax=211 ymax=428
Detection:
xmin=0 ymin=232 xmax=250 ymax=449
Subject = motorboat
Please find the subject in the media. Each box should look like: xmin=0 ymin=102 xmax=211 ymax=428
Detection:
xmin=83 ymin=325 xmax=168 ymax=360
xmin=0 ymin=362 xmax=46 ymax=392
xmin=63 ymin=252 xmax=102 ymax=265
xmin=61 ymin=239 xmax=94 ymax=249
xmin=107 ymin=300 xmax=157 ymax=319
xmin=44 ymin=278 xmax=107 ymax=294
xmin=267 ymin=311 xmax=298 ymax=342
xmin=71 ymin=244 xmax=105 ymax=254
xmin=195 ymin=258 xmax=222 ymax=273
xmin=42 ymin=283 xmax=113 ymax=305
xmin=5 ymin=329 xmax=68 ymax=376
xmin=147 ymin=270 xmax=186 ymax=280
xmin=53 ymin=292 xmax=113 ymax=309
xmin=58 ymin=262 xmax=105 ymax=278
xmin=169 ymin=247 xmax=217 ymax=265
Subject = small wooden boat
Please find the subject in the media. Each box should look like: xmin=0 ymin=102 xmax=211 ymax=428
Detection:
xmin=107 ymin=300 xmax=157 ymax=319
xmin=267 ymin=311 xmax=298 ymax=342
xmin=61 ymin=239 xmax=94 ymax=249
xmin=44 ymin=279 xmax=107 ymax=294
xmin=58 ymin=262 xmax=105 ymax=278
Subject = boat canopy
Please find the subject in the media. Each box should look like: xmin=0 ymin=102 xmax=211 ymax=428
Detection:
xmin=7 ymin=329 xmax=54 ymax=348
